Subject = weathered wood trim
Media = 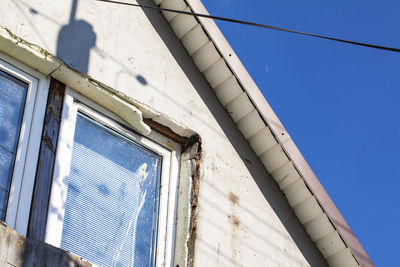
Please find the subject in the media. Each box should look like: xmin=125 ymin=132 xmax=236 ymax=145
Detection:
xmin=144 ymin=118 xmax=188 ymax=145
xmin=27 ymin=78 xmax=65 ymax=241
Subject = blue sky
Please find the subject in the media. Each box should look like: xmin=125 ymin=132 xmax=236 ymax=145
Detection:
xmin=201 ymin=0 xmax=400 ymax=265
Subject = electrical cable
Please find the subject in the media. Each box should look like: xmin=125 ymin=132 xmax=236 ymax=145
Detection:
xmin=95 ymin=0 xmax=400 ymax=53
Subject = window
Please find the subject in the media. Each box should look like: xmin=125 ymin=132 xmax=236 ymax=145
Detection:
xmin=0 ymin=69 xmax=27 ymax=221
xmin=45 ymin=89 xmax=181 ymax=267
xmin=0 ymin=55 xmax=49 ymax=234
xmin=0 ymin=54 xmax=182 ymax=266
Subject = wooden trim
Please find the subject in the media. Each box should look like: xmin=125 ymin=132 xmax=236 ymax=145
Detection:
xmin=27 ymin=78 xmax=65 ymax=240
xmin=144 ymin=118 xmax=188 ymax=145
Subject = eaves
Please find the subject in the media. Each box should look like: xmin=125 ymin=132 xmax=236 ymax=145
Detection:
xmin=153 ymin=0 xmax=374 ymax=266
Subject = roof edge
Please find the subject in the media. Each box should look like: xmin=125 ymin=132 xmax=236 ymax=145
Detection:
xmin=180 ymin=0 xmax=373 ymax=266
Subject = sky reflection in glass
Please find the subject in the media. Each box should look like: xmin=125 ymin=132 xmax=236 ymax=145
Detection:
xmin=0 ymin=70 xmax=27 ymax=221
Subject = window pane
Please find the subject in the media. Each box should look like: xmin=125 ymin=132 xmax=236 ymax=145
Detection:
xmin=0 ymin=70 xmax=27 ymax=221
xmin=61 ymin=113 xmax=162 ymax=267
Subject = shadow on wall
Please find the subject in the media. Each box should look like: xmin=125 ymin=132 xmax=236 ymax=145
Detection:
xmin=56 ymin=0 xmax=96 ymax=74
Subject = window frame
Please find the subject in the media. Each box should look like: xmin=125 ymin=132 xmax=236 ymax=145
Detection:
xmin=0 ymin=52 xmax=49 ymax=235
xmin=45 ymin=88 xmax=181 ymax=266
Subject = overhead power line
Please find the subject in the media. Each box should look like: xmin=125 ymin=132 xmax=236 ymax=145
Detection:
xmin=95 ymin=0 xmax=400 ymax=53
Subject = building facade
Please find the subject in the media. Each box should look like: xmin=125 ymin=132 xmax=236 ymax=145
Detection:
xmin=0 ymin=0 xmax=372 ymax=266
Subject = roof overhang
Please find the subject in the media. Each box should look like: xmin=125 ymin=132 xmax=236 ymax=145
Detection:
xmin=0 ymin=0 xmax=374 ymax=265
xmin=153 ymin=0 xmax=374 ymax=266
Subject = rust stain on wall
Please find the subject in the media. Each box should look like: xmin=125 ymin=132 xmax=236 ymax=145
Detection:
xmin=228 ymin=192 xmax=239 ymax=205
xmin=228 ymin=191 xmax=240 ymax=264
xmin=228 ymin=215 xmax=240 ymax=227
xmin=184 ymin=134 xmax=202 ymax=267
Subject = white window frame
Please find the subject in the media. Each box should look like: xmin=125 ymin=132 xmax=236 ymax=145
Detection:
xmin=0 ymin=52 xmax=49 ymax=235
xmin=45 ymin=88 xmax=181 ymax=267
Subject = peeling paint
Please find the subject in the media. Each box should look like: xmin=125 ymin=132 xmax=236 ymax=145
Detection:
xmin=183 ymin=135 xmax=202 ymax=267
xmin=144 ymin=118 xmax=188 ymax=144
xmin=173 ymin=133 xmax=202 ymax=267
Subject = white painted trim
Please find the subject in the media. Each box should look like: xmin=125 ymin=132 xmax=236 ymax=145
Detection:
xmin=45 ymin=90 xmax=77 ymax=247
xmin=15 ymin=73 xmax=50 ymax=235
xmin=0 ymin=51 xmax=51 ymax=79
xmin=45 ymin=89 xmax=181 ymax=266
xmin=0 ymin=55 xmax=49 ymax=235
xmin=1 ymin=58 xmax=38 ymax=228
xmin=155 ymin=143 xmax=172 ymax=267
xmin=164 ymin=145 xmax=181 ymax=267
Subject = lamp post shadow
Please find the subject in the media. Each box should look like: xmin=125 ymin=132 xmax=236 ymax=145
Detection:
xmin=56 ymin=0 xmax=96 ymax=75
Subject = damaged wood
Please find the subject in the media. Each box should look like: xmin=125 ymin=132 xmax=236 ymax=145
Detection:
xmin=28 ymin=78 xmax=65 ymax=241
xmin=184 ymin=134 xmax=201 ymax=152
xmin=144 ymin=118 xmax=188 ymax=144
xmin=185 ymin=134 xmax=202 ymax=267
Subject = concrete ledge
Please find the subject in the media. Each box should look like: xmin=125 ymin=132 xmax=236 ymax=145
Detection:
xmin=0 ymin=222 xmax=92 ymax=266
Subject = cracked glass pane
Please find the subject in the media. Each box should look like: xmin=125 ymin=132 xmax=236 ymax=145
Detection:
xmin=60 ymin=113 xmax=162 ymax=267
xmin=0 ymin=70 xmax=27 ymax=221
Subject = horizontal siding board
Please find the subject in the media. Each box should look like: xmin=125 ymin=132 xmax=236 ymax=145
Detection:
xmin=248 ymin=127 xmax=277 ymax=156
xmin=316 ymin=231 xmax=347 ymax=258
xmin=160 ymin=0 xmax=187 ymax=21
xmin=203 ymin=59 xmax=232 ymax=88
xmin=170 ymin=7 xmax=198 ymax=39
xmin=293 ymin=196 xmax=324 ymax=224
xmin=260 ymin=144 xmax=290 ymax=173
xmin=326 ymin=248 xmax=359 ymax=267
xmin=304 ymin=214 xmax=335 ymax=242
xmin=181 ymin=24 xmax=209 ymax=55
xmin=192 ymin=41 xmax=221 ymax=72
xmin=284 ymin=179 xmax=313 ymax=207
xmin=225 ymin=92 xmax=255 ymax=122
xmin=237 ymin=110 xmax=265 ymax=140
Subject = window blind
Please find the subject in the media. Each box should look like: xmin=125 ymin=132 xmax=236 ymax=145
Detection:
xmin=60 ymin=113 xmax=162 ymax=267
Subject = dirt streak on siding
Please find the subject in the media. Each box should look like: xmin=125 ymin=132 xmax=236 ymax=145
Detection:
xmin=184 ymin=134 xmax=202 ymax=267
